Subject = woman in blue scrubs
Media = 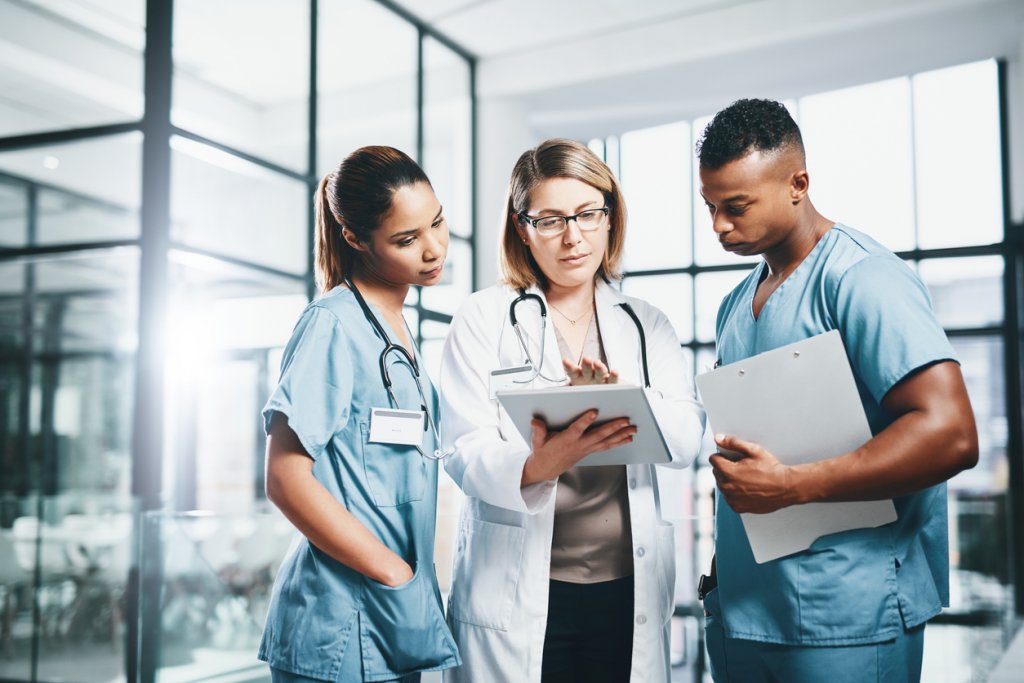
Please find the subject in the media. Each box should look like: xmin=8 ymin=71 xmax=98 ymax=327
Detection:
xmin=259 ymin=146 xmax=460 ymax=682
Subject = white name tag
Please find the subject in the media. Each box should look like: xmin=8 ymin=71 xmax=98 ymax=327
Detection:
xmin=488 ymin=364 xmax=535 ymax=399
xmin=368 ymin=407 xmax=424 ymax=447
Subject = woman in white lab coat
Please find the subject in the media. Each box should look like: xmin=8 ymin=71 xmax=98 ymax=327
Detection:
xmin=439 ymin=139 xmax=706 ymax=682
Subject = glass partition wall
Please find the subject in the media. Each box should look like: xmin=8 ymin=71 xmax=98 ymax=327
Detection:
xmin=0 ymin=1 xmax=476 ymax=682
xmin=603 ymin=58 xmax=1020 ymax=682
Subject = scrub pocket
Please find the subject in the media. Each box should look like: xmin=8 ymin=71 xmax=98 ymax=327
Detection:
xmin=655 ymin=520 xmax=677 ymax=625
xmin=449 ymin=518 xmax=525 ymax=631
xmin=360 ymin=563 xmax=457 ymax=681
xmin=359 ymin=421 xmax=427 ymax=506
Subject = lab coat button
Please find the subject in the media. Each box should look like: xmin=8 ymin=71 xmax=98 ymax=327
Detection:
xmin=628 ymin=478 xmax=637 ymax=489
xmin=636 ymin=547 xmax=645 ymax=558
xmin=636 ymin=615 xmax=647 ymax=625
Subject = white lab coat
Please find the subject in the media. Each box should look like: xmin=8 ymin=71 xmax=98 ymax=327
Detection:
xmin=439 ymin=280 xmax=706 ymax=683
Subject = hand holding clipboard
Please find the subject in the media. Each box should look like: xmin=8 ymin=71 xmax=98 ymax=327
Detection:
xmin=696 ymin=331 xmax=897 ymax=563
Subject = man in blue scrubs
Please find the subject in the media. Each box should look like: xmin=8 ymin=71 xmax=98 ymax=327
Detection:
xmin=695 ymin=99 xmax=979 ymax=682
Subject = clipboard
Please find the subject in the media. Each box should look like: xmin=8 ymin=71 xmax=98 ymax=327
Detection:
xmin=495 ymin=384 xmax=672 ymax=466
xmin=696 ymin=330 xmax=897 ymax=563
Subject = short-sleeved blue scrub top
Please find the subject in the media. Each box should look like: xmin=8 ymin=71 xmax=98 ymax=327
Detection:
xmin=713 ymin=224 xmax=957 ymax=646
xmin=258 ymin=286 xmax=459 ymax=681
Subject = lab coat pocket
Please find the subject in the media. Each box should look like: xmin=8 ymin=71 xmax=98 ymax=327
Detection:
xmin=449 ymin=518 xmax=525 ymax=631
xmin=361 ymin=563 xmax=458 ymax=679
xmin=359 ymin=421 xmax=427 ymax=507
xmin=656 ymin=520 xmax=677 ymax=624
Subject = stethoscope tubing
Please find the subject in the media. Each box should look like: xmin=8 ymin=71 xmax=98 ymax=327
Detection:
xmin=509 ymin=288 xmax=651 ymax=389
xmin=347 ymin=279 xmax=451 ymax=459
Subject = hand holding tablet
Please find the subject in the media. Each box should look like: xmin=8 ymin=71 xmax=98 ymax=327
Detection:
xmin=496 ymin=384 xmax=672 ymax=467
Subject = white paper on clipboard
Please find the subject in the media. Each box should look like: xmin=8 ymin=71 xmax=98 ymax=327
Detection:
xmin=696 ymin=330 xmax=897 ymax=563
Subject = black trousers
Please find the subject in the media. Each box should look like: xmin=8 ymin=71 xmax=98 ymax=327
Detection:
xmin=541 ymin=576 xmax=634 ymax=683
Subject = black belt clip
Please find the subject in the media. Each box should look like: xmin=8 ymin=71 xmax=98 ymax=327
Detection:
xmin=697 ymin=572 xmax=717 ymax=601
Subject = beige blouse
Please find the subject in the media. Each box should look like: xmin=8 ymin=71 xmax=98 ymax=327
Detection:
xmin=549 ymin=316 xmax=634 ymax=583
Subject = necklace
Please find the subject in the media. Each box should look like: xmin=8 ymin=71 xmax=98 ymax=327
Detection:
xmin=548 ymin=300 xmax=594 ymax=326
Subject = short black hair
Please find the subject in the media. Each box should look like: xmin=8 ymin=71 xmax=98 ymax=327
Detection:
xmin=696 ymin=98 xmax=803 ymax=169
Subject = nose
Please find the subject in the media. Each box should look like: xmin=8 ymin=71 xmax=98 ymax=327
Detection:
xmin=562 ymin=219 xmax=583 ymax=245
xmin=711 ymin=208 xmax=732 ymax=235
xmin=422 ymin=229 xmax=445 ymax=262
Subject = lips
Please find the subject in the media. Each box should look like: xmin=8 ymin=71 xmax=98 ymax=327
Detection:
xmin=561 ymin=253 xmax=590 ymax=264
xmin=420 ymin=263 xmax=444 ymax=277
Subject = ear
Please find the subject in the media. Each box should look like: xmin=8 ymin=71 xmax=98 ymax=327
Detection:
xmin=513 ymin=215 xmax=530 ymax=245
xmin=790 ymin=169 xmax=810 ymax=204
xmin=341 ymin=227 xmax=370 ymax=253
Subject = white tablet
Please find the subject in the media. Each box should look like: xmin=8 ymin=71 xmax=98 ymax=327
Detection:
xmin=495 ymin=384 xmax=671 ymax=466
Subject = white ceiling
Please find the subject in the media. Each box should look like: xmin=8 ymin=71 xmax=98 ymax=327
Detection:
xmin=388 ymin=0 xmax=755 ymax=58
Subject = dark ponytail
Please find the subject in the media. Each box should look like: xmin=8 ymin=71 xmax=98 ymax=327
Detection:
xmin=313 ymin=146 xmax=430 ymax=293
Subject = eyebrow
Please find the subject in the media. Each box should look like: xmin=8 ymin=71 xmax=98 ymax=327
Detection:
xmin=700 ymin=192 xmax=750 ymax=204
xmin=389 ymin=206 xmax=443 ymax=239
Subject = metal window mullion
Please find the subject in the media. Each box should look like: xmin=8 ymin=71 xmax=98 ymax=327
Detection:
xmin=371 ymin=0 xmax=475 ymax=62
xmin=0 ymin=169 xmax=136 ymax=215
xmin=997 ymin=58 xmax=1024 ymax=617
xmin=415 ymin=27 xmax=425 ymax=346
xmin=0 ymin=121 xmax=141 ymax=152
xmin=307 ymin=0 xmax=318 ymax=301
xmin=170 ymin=127 xmax=311 ymax=183
xmin=132 ymin=2 xmax=174 ymax=682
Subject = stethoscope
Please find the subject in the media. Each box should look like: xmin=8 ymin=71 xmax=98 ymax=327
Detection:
xmin=348 ymin=278 xmax=452 ymax=460
xmin=509 ymin=288 xmax=651 ymax=388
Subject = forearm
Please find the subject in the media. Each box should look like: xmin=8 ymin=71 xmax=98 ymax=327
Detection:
xmin=267 ymin=466 xmax=410 ymax=585
xmin=792 ymin=408 xmax=977 ymax=504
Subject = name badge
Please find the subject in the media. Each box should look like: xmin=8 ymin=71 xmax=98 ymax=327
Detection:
xmin=368 ymin=408 xmax=424 ymax=447
xmin=488 ymin=364 xmax=534 ymax=399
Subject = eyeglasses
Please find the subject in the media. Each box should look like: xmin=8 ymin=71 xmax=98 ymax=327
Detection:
xmin=517 ymin=206 xmax=609 ymax=236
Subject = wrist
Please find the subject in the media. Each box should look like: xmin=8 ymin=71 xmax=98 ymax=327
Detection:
xmin=790 ymin=463 xmax=825 ymax=505
xmin=521 ymin=454 xmax=541 ymax=488
xmin=378 ymin=557 xmax=413 ymax=587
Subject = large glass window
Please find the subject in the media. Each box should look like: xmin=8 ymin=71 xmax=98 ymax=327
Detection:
xmin=799 ymin=78 xmax=917 ymax=252
xmin=913 ymin=61 xmax=1002 ymax=249
xmin=317 ymin=0 xmax=418 ymax=176
xmin=423 ymin=36 xmax=472 ymax=239
xmin=0 ymin=0 xmax=144 ymax=138
xmin=0 ymin=3 xmax=476 ymax=681
xmin=170 ymin=137 xmax=309 ymax=274
xmin=0 ymin=134 xmax=142 ymax=246
xmin=619 ymin=121 xmax=692 ymax=270
xmin=173 ymin=0 xmax=310 ymax=172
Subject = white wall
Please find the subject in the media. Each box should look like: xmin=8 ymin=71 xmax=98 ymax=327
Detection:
xmin=474 ymin=96 xmax=542 ymax=288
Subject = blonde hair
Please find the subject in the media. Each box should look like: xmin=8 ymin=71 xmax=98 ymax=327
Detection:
xmin=499 ymin=139 xmax=627 ymax=290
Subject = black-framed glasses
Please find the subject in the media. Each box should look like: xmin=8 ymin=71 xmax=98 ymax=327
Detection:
xmin=517 ymin=206 xmax=609 ymax=236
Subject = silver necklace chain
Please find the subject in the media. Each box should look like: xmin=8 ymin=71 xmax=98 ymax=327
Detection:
xmin=548 ymin=300 xmax=594 ymax=326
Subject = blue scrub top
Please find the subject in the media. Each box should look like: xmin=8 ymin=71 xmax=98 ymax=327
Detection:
xmin=259 ymin=286 xmax=459 ymax=681
xmin=713 ymin=225 xmax=956 ymax=646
